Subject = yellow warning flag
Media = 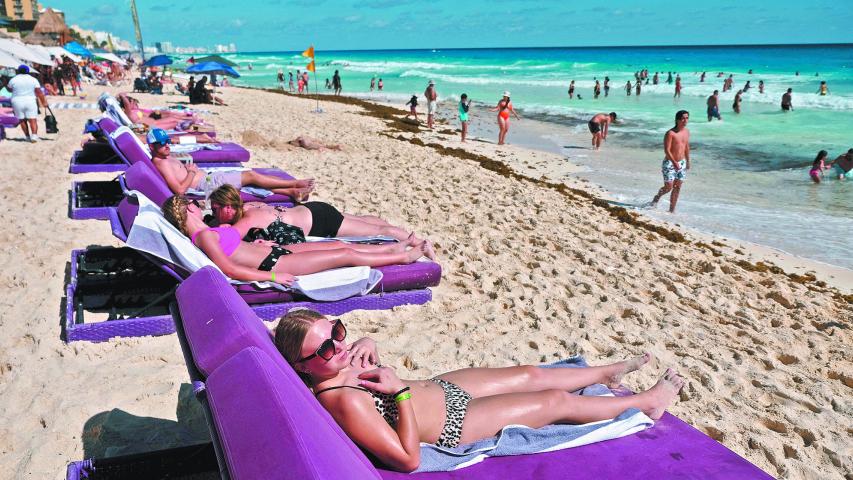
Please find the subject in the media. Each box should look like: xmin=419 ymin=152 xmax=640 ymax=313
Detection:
xmin=306 ymin=61 xmax=316 ymax=72
xmin=301 ymin=46 xmax=314 ymax=58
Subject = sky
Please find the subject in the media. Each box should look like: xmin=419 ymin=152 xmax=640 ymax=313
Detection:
xmin=47 ymin=0 xmax=853 ymax=52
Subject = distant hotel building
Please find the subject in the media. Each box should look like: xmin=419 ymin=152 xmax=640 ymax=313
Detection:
xmin=156 ymin=41 xmax=174 ymax=53
xmin=0 ymin=0 xmax=40 ymax=21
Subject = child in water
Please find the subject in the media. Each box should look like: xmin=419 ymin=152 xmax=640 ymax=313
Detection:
xmin=810 ymin=150 xmax=829 ymax=183
xmin=459 ymin=93 xmax=471 ymax=142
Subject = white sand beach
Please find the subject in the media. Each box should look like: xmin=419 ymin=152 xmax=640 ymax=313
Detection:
xmin=0 ymin=85 xmax=849 ymax=479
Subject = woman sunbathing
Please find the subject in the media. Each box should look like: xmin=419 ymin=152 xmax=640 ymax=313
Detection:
xmin=162 ymin=195 xmax=432 ymax=285
xmin=206 ymin=185 xmax=431 ymax=257
xmin=275 ymin=310 xmax=685 ymax=472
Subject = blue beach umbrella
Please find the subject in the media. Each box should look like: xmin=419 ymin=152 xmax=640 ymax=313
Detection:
xmin=186 ymin=61 xmax=240 ymax=78
xmin=143 ymin=54 xmax=173 ymax=67
xmin=63 ymin=41 xmax=92 ymax=57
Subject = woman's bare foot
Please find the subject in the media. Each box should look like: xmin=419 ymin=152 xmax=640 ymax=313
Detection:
xmin=422 ymin=240 xmax=437 ymax=261
xmin=643 ymin=368 xmax=685 ymax=420
xmin=294 ymin=188 xmax=312 ymax=202
xmin=296 ymin=179 xmax=316 ymax=190
xmin=606 ymin=352 xmax=652 ymax=389
xmin=392 ymin=233 xmax=416 ymax=253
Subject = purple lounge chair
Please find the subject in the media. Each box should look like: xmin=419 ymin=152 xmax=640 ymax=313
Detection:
xmin=64 ymin=195 xmax=441 ymax=342
xmin=64 ymin=267 xmax=772 ymax=479
xmin=69 ymin=116 xmax=249 ymax=174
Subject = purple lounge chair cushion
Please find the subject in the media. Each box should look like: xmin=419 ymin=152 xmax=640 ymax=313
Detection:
xmin=125 ymin=161 xmax=174 ymax=206
xmin=206 ymin=347 xmax=381 ymax=479
xmin=1 ymin=115 xmax=19 ymax=128
xmin=186 ymin=142 xmax=250 ymax=163
xmin=98 ymin=117 xmax=120 ymax=134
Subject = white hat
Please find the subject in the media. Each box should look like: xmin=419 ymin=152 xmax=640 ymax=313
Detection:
xmin=503 ymin=91 xmax=511 ymax=97
xmin=428 ymin=80 xmax=435 ymax=85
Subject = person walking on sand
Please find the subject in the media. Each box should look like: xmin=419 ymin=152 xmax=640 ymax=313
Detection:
xmin=7 ymin=65 xmax=47 ymax=143
xmin=651 ymin=110 xmax=691 ymax=213
xmin=405 ymin=94 xmax=419 ymax=122
xmin=781 ymin=88 xmax=794 ymax=111
xmin=332 ymin=70 xmax=342 ymax=96
xmin=491 ymin=91 xmax=520 ymax=145
xmin=732 ymin=89 xmax=743 ymax=114
xmin=568 ymin=80 xmax=575 ymax=99
xmin=459 ymin=93 xmax=471 ymax=142
xmin=424 ymin=80 xmax=438 ymax=130
xmin=588 ymin=112 xmax=616 ymax=151
xmin=707 ymin=90 xmax=722 ymax=121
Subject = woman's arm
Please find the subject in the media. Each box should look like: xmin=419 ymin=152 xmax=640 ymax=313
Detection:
xmin=196 ymin=233 xmax=295 ymax=284
xmin=329 ymin=369 xmax=420 ymax=472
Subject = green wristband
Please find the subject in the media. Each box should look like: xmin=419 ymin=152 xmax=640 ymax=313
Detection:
xmin=271 ymin=271 xmax=276 ymax=282
xmin=395 ymin=392 xmax=412 ymax=403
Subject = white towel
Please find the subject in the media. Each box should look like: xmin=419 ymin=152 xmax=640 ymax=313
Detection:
xmin=124 ymin=191 xmax=381 ymax=301
xmin=98 ymin=93 xmax=134 ymax=127
xmin=110 ymin=126 xmax=152 ymax=159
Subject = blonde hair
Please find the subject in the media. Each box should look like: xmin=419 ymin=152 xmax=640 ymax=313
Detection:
xmin=208 ymin=184 xmax=244 ymax=222
xmin=274 ymin=309 xmax=327 ymax=386
xmin=162 ymin=195 xmax=191 ymax=237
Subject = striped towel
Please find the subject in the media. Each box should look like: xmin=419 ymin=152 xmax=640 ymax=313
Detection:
xmin=48 ymin=102 xmax=99 ymax=110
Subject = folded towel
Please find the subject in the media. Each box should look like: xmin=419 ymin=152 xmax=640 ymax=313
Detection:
xmin=415 ymin=356 xmax=654 ymax=472
xmin=124 ymin=190 xmax=381 ymax=301
xmin=238 ymin=186 xmax=274 ymax=198
xmin=168 ymin=144 xmax=223 ymax=153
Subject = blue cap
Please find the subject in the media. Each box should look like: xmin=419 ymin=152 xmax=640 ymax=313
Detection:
xmin=146 ymin=128 xmax=171 ymax=145
xmin=17 ymin=64 xmax=29 ymax=74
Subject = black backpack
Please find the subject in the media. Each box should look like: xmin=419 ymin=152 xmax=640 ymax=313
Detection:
xmin=44 ymin=105 xmax=58 ymax=134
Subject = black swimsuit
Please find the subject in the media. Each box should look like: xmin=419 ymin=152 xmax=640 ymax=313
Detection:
xmin=303 ymin=201 xmax=344 ymax=237
xmin=245 ymin=218 xmax=306 ymax=246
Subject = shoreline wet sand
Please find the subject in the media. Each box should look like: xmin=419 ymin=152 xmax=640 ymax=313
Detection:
xmin=0 ymin=85 xmax=849 ymax=479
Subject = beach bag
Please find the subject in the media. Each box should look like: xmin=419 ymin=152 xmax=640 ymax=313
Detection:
xmin=44 ymin=106 xmax=59 ymax=134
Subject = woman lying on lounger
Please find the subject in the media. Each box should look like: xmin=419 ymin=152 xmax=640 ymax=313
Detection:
xmin=205 ymin=185 xmax=432 ymax=258
xmin=162 ymin=195 xmax=433 ymax=285
xmin=118 ymin=93 xmax=210 ymax=134
xmin=275 ymin=310 xmax=685 ymax=472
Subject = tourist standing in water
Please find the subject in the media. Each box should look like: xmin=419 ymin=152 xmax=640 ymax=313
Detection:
xmin=288 ymin=72 xmax=295 ymax=92
xmin=758 ymin=80 xmax=764 ymax=94
xmin=277 ymin=69 xmax=285 ymax=90
xmin=700 ymin=72 xmax=706 ymax=82
xmin=653 ymin=72 xmax=659 ymax=85
xmin=707 ymin=90 xmax=722 ymax=121
xmin=604 ymin=77 xmax=610 ymax=97
xmin=568 ymin=80 xmax=575 ymax=99
xmin=587 ymin=112 xmax=616 ymax=151
xmin=459 ymin=93 xmax=471 ymax=142
xmin=781 ymin=88 xmax=794 ymax=111
xmin=370 ymin=76 xmax=376 ymax=91
xmin=424 ymin=80 xmax=438 ymax=130
xmin=651 ymin=110 xmax=691 ymax=213
xmin=626 ymin=80 xmax=632 ymax=96
xmin=673 ymin=75 xmax=682 ymax=98
xmin=666 ymin=72 xmax=673 ymax=84
xmin=594 ymin=80 xmax=601 ymax=99
xmin=827 ymin=149 xmax=853 ymax=179
xmin=378 ymin=78 xmax=384 ymax=91
xmin=732 ymin=90 xmax=743 ymax=114
xmin=636 ymin=79 xmax=641 ymax=96
xmin=817 ymin=81 xmax=829 ymax=96
xmin=491 ymin=91 xmax=520 ymax=145
xmin=332 ymin=70 xmax=342 ymax=95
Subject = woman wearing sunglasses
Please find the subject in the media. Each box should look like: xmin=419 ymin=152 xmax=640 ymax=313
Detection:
xmin=204 ymin=185 xmax=431 ymax=257
xmin=162 ymin=194 xmax=433 ymax=285
xmin=275 ymin=310 xmax=685 ymax=472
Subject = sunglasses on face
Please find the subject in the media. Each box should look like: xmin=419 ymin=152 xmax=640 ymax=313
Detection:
xmin=191 ymin=199 xmax=205 ymax=209
xmin=296 ymin=320 xmax=347 ymax=363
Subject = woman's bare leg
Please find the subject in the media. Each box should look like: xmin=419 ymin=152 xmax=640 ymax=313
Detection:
xmin=343 ymin=213 xmax=390 ymax=226
xmin=337 ymin=217 xmax=420 ymax=243
xmin=437 ymin=353 xmax=651 ymax=398
xmin=457 ymin=369 xmax=684 ymax=444
xmin=286 ymin=237 xmax=414 ymax=254
xmin=272 ymin=243 xmax=426 ymax=275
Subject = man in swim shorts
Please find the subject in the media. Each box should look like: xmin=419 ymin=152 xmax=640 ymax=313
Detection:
xmin=147 ymin=128 xmax=315 ymax=199
xmin=781 ymin=88 xmax=794 ymax=111
xmin=707 ymin=90 xmax=722 ymax=121
xmin=587 ymin=112 xmax=616 ymax=150
xmin=651 ymin=110 xmax=691 ymax=213
xmin=424 ymin=80 xmax=438 ymax=129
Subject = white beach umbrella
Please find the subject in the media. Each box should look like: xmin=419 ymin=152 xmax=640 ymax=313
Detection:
xmin=0 ymin=38 xmax=52 ymax=65
xmin=0 ymin=49 xmax=21 ymax=68
xmin=45 ymin=46 xmax=81 ymax=63
xmin=95 ymin=52 xmax=127 ymax=65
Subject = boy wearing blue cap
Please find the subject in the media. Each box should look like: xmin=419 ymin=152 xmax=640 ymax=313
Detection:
xmin=147 ymin=128 xmax=315 ymax=199
xmin=7 ymin=65 xmax=47 ymax=142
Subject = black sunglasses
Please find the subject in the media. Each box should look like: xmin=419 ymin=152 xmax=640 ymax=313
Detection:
xmin=191 ymin=199 xmax=205 ymax=209
xmin=296 ymin=320 xmax=347 ymax=363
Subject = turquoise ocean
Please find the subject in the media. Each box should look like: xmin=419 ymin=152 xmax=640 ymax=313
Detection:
xmin=191 ymin=45 xmax=852 ymax=270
